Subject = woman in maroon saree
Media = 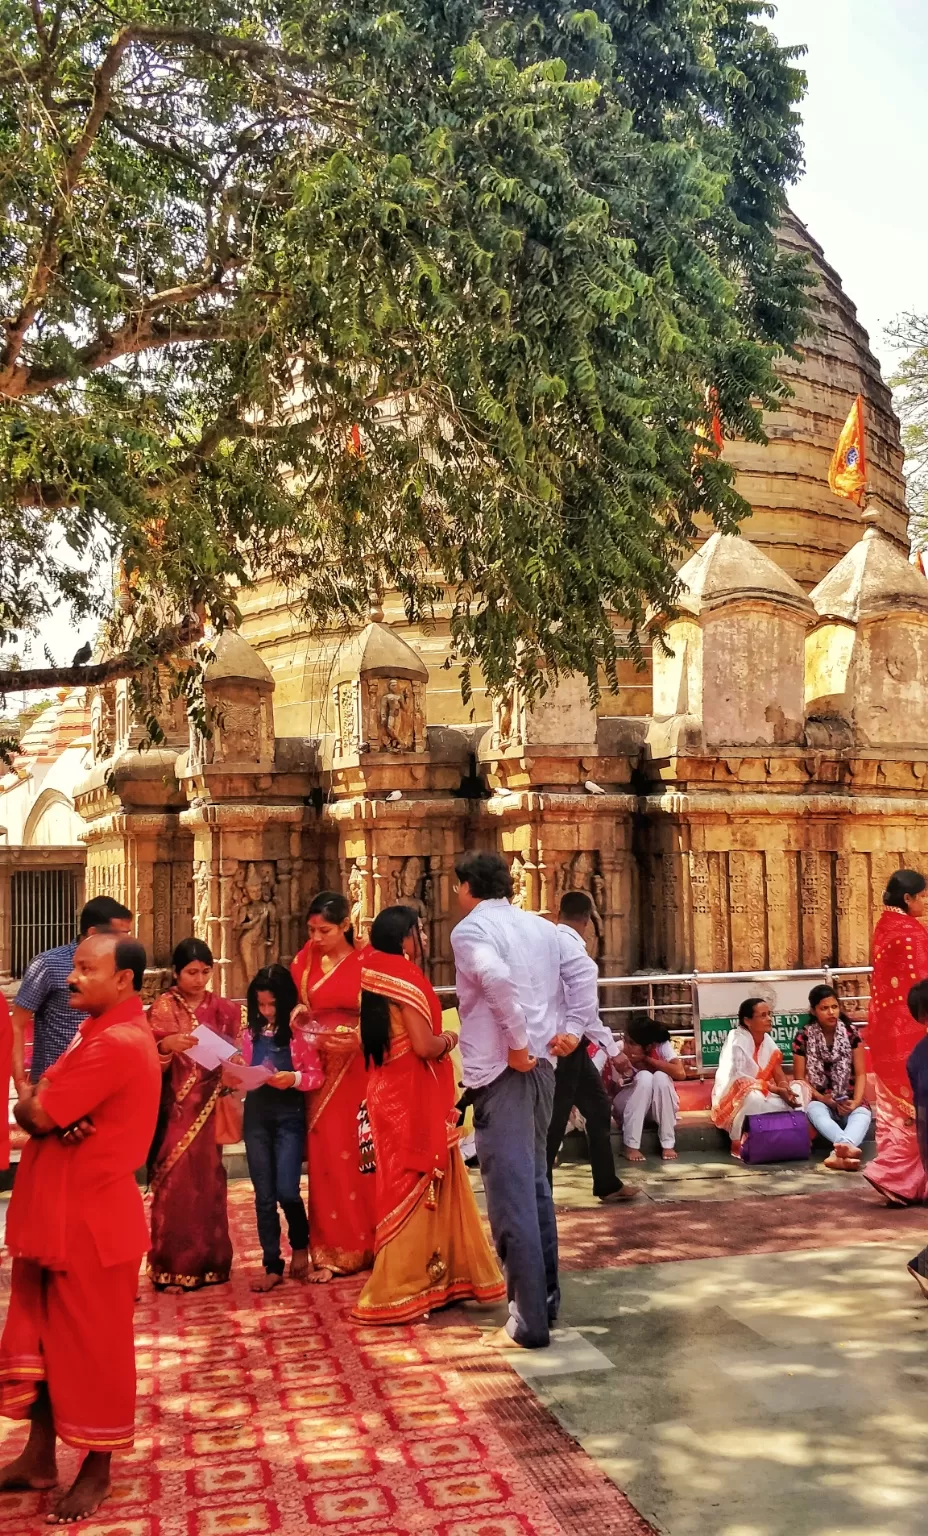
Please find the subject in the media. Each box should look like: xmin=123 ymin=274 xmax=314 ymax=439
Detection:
xmin=148 ymin=938 xmax=242 ymax=1290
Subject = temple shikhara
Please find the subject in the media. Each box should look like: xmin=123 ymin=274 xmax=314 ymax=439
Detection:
xmin=3 ymin=214 xmax=927 ymax=995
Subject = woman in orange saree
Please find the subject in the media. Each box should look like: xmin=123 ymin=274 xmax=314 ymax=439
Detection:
xmin=352 ymin=906 xmax=505 ymax=1325
xmin=863 ymin=869 xmax=928 ymax=1206
xmin=290 ymin=891 xmax=375 ymax=1279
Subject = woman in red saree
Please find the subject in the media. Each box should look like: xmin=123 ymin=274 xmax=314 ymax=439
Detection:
xmin=290 ymin=891 xmax=375 ymax=1279
xmin=864 ymin=869 xmax=928 ymax=1206
xmin=352 ymin=905 xmax=505 ymax=1325
xmin=148 ymin=938 xmax=242 ymax=1289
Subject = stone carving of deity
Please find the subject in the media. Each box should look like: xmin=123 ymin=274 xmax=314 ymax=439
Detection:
xmin=193 ymin=862 xmax=211 ymax=940
xmin=348 ymin=862 xmax=367 ymax=936
xmin=259 ymin=863 xmax=280 ymax=966
xmin=510 ymin=856 xmax=527 ymax=909
xmin=396 ymin=856 xmax=430 ymax=918
xmin=377 ymin=677 xmax=415 ymax=752
xmin=556 ymin=851 xmax=605 ymax=956
xmin=236 ymin=861 xmax=279 ymax=980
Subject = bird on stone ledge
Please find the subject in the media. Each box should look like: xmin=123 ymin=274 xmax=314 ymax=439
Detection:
xmin=72 ymin=641 xmax=92 ymax=666
xmin=584 ymin=779 xmax=606 ymax=795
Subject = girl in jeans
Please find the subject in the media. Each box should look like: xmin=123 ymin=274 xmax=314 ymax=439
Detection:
xmin=238 ymin=965 xmax=321 ymax=1291
xmin=792 ymin=984 xmax=871 ymax=1172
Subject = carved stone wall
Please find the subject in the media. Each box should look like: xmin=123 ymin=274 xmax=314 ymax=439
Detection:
xmin=639 ymin=775 xmax=928 ymax=974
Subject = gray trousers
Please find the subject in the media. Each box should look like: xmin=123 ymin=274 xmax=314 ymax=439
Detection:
xmin=472 ymin=1060 xmax=558 ymax=1348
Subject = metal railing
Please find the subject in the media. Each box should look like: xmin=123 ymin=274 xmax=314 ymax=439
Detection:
xmin=435 ymin=964 xmax=874 ymax=1077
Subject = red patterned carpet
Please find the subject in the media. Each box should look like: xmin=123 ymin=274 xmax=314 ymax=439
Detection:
xmin=0 ymin=1182 xmax=655 ymax=1536
xmin=557 ymin=1184 xmax=928 ymax=1270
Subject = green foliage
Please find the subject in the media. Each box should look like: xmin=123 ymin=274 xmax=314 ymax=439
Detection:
xmin=890 ymin=313 xmax=928 ymax=548
xmin=0 ymin=0 xmax=810 ymax=700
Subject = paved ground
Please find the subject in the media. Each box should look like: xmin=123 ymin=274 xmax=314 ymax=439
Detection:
xmin=1 ymin=1152 xmax=926 ymax=1536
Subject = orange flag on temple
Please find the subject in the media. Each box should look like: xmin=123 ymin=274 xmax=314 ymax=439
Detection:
xmin=828 ymin=394 xmax=867 ymax=505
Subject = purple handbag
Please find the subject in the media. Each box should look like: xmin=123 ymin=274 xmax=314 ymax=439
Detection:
xmin=741 ymin=1110 xmax=810 ymax=1164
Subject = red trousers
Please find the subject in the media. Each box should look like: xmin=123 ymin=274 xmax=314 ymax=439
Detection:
xmin=0 ymin=1223 xmax=140 ymax=1452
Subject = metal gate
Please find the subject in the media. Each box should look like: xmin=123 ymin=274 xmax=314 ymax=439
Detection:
xmin=10 ymin=868 xmax=80 ymax=978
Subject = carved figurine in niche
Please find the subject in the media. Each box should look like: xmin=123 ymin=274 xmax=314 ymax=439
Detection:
xmin=510 ymin=856 xmax=527 ymax=910
xmin=259 ymin=863 xmax=280 ymax=966
xmin=557 ymin=851 xmax=605 ymax=957
xmin=394 ymin=856 xmax=432 ymax=960
xmin=194 ymin=863 xmax=212 ymax=940
xmin=348 ymin=862 xmax=368 ymax=937
xmin=236 ymin=861 xmax=279 ymax=980
xmin=378 ymin=677 xmax=415 ymax=752
xmin=492 ymin=686 xmax=525 ymax=752
xmin=395 ymin=856 xmax=433 ymax=930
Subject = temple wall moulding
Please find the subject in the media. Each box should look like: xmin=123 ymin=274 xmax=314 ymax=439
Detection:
xmin=638 ymin=799 xmax=928 ymax=976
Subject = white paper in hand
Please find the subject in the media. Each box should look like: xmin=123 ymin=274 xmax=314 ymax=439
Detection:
xmin=185 ymin=1025 xmax=239 ymax=1072
xmin=222 ymin=1061 xmax=274 ymax=1091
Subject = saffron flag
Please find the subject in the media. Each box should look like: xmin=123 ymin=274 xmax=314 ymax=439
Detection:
xmin=695 ymin=387 xmax=724 ymax=458
xmin=828 ymin=394 xmax=867 ymax=505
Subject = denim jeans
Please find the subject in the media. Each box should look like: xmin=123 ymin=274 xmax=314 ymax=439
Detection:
xmin=806 ymin=1099 xmax=872 ymax=1149
xmin=243 ymin=1095 xmax=308 ymax=1274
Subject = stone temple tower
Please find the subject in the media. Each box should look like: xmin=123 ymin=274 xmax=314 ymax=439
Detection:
xmin=5 ymin=210 xmax=918 ymax=993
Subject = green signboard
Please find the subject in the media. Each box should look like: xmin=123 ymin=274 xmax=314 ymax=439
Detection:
xmin=696 ymin=976 xmax=827 ymax=1069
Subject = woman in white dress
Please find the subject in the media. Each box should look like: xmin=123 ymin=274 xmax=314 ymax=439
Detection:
xmin=711 ymin=997 xmax=794 ymax=1158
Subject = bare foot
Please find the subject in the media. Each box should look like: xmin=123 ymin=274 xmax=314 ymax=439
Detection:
xmin=623 ymin=1146 xmax=646 ymax=1163
xmin=0 ymin=1447 xmax=58 ymax=1492
xmin=304 ymin=1266 xmax=334 ymax=1285
xmin=289 ymin=1249 xmax=310 ymax=1283
xmin=661 ymin=1148 xmax=678 ymax=1161
xmin=481 ymin=1326 xmax=529 ymax=1351
xmin=600 ymin=1186 xmax=640 ymax=1203
xmin=250 ymin=1272 xmax=284 ymax=1293
xmin=47 ymin=1452 xmax=110 ymax=1523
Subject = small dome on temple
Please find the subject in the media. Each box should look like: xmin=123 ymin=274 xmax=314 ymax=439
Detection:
xmin=675 ymin=532 xmax=814 ymax=618
xmin=333 ymin=620 xmax=429 ymax=684
xmin=810 ymin=524 xmax=928 ymax=624
xmin=204 ymin=629 xmax=274 ymax=689
xmin=15 ymin=700 xmax=63 ymax=763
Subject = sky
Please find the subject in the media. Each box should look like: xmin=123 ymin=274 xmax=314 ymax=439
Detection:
xmin=770 ymin=0 xmax=928 ymax=374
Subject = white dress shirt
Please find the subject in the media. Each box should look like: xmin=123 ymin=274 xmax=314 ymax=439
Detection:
xmin=555 ymin=923 xmax=620 ymax=1059
xmin=451 ymin=900 xmax=561 ymax=1088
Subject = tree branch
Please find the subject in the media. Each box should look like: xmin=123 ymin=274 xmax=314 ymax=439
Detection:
xmin=0 ymin=620 xmax=202 ymax=696
xmin=12 ymin=314 xmax=257 ymax=397
xmin=0 ymin=27 xmax=134 ymax=387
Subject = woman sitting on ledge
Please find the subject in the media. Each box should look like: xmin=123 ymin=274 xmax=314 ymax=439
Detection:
xmin=792 ymin=984 xmax=870 ymax=1172
xmin=710 ymin=997 xmax=794 ymax=1158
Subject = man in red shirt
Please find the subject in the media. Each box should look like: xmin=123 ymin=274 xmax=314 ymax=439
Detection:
xmin=0 ymin=931 xmax=160 ymax=1524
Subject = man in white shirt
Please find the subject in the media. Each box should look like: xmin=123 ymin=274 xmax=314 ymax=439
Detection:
xmin=547 ymin=891 xmax=638 ymax=1202
xmin=450 ymin=851 xmax=561 ymax=1349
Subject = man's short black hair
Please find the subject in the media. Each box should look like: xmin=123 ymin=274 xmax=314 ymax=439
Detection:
xmin=454 ymin=851 xmax=513 ymax=902
xmin=559 ymin=890 xmax=593 ymax=922
xmin=80 ymin=896 xmax=133 ymax=935
xmin=114 ymin=937 xmax=147 ymax=992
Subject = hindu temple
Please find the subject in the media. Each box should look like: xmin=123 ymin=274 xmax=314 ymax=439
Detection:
xmin=2 ymin=212 xmax=926 ymax=995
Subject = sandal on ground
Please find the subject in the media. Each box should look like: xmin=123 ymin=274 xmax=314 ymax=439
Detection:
xmin=600 ymin=1185 xmax=640 ymax=1203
